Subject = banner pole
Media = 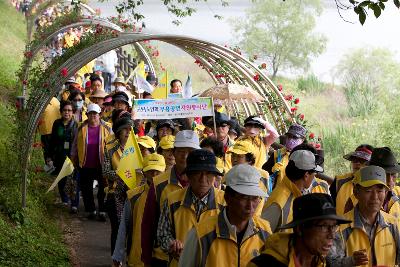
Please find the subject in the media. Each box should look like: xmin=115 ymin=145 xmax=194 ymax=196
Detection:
xmin=211 ymin=97 xmax=217 ymax=136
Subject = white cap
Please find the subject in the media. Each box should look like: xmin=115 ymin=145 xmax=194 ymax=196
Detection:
xmin=87 ymin=103 xmax=101 ymax=114
xmin=289 ymin=150 xmax=323 ymax=172
xmin=174 ymin=130 xmax=200 ymax=149
xmin=225 ymin=164 xmax=267 ymax=198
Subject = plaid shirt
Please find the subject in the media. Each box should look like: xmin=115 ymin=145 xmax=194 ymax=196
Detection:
xmin=157 ymin=188 xmax=210 ymax=252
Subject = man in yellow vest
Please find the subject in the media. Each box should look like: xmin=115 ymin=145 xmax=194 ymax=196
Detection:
xmin=332 ymin=144 xmax=373 ymax=215
xmin=250 ymin=193 xmax=351 ymax=267
xmin=179 ymin=164 xmax=271 ymax=267
xmin=262 ymin=123 xmax=307 ymax=188
xmin=236 ymin=115 xmax=279 ymax=169
xmin=157 ymin=149 xmax=225 ymax=267
xmin=141 ymin=130 xmax=200 ymax=267
xmin=112 ymin=153 xmax=166 ymax=267
xmin=327 ymin=165 xmax=400 ymax=267
xmin=262 ymin=149 xmax=323 ymax=232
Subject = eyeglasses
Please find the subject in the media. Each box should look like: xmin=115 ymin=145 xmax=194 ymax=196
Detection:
xmin=312 ymin=224 xmax=339 ymax=233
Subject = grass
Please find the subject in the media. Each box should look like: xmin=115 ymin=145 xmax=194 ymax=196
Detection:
xmin=0 ymin=2 xmax=70 ymax=266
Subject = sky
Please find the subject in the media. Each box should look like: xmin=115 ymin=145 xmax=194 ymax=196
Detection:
xmin=89 ymin=0 xmax=400 ymax=82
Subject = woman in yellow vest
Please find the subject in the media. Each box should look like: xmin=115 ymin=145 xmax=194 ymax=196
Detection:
xmin=71 ymin=103 xmax=111 ymax=220
xmin=157 ymin=135 xmax=176 ymax=171
xmin=112 ymin=153 xmax=166 ymax=267
xmin=250 ymin=193 xmax=350 ymax=267
xmin=103 ymin=115 xmax=134 ymax=254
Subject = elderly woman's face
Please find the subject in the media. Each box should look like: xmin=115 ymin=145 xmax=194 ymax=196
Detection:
xmin=299 ymin=219 xmax=338 ymax=256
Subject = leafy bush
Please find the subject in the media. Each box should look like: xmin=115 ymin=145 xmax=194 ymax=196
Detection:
xmin=343 ymin=79 xmax=376 ymax=118
xmin=297 ymin=74 xmax=325 ymax=94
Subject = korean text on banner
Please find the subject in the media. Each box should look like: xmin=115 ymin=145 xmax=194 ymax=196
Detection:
xmin=116 ymin=128 xmax=144 ymax=189
xmin=133 ymin=97 xmax=213 ymax=120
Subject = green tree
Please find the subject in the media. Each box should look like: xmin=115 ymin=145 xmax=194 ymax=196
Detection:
xmin=231 ymin=0 xmax=327 ymax=79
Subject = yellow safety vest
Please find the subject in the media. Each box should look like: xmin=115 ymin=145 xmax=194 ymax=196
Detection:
xmin=195 ymin=211 xmax=271 ymax=267
xmin=152 ymin=167 xmax=184 ymax=261
xmin=77 ymin=120 xmax=112 ymax=168
xmin=126 ymin=184 xmax=149 ymax=267
xmin=38 ymin=97 xmax=60 ymax=135
xmin=248 ymin=233 xmax=326 ymax=267
xmin=335 ymin=173 xmax=356 ymax=215
xmin=311 ymin=178 xmax=330 ymax=194
xmin=167 ymin=187 xmax=225 ymax=267
xmin=264 ymin=175 xmax=302 ymax=232
xmin=339 ymin=207 xmax=400 ymax=267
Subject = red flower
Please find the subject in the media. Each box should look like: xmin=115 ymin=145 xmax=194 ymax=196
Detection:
xmin=290 ymin=107 xmax=297 ymax=113
xmin=43 ymin=82 xmax=48 ymax=88
xmin=261 ymin=63 xmax=267 ymax=69
xmin=299 ymin=114 xmax=304 ymax=120
xmin=284 ymin=94 xmax=293 ymax=101
xmin=24 ymin=51 xmax=33 ymax=58
xmin=294 ymin=98 xmax=300 ymax=104
xmin=15 ymin=101 xmax=21 ymax=109
xmin=315 ymin=143 xmax=321 ymax=149
xmin=22 ymin=80 xmax=27 ymax=85
xmin=35 ymin=166 xmax=43 ymax=173
xmin=194 ymin=59 xmax=201 ymax=64
xmin=60 ymin=68 xmax=68 ymax=77
xmin=253 ymin=73 xmax=260 ymax=81
xmin=309 ymin=133 xmax=315 ymax=139
xmin=277 ymin=84 xmax=283 ymax=91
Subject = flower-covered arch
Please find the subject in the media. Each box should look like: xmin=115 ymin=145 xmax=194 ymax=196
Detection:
xmin=19 ymin=26 xmax=301 ymax=207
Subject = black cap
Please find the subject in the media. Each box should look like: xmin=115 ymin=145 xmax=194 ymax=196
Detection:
xmin=280 ymin=193 xmax=351 ymax=229
xmin=156 ymin=119 xmax=175 ymax=132
xmin=112 ymin=91 xmax=130 ymax=105
xmin=185 ymin=149 xmax=222 ymax=175
xmin=369 ymin=147 xmax=400 ymax=173
xmin=112 ymin=117 xmax=133 ymax=134
xmin=205 ymin=112 xmax=231 ymax=128
xmin=244 ymin=116 xmax=265 ymax=129
xmin=146 ymin=72 xmax=157 ymax=84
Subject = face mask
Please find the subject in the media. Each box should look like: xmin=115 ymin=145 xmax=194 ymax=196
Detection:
xmin=116 ymin=85 xmax=126 ymax=91
xmin=74 ymin=100 xmax=83 ymax=110
xmin=285 ymin=138 xmax=303 ymax=151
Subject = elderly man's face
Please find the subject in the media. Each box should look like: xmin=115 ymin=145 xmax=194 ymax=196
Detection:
xmin=354 ymin=184 xmax=387 ymax=214
xmin=245 ymin=125 xmax=261 ymax=138
xmin=188 ymin=171 xmax=215 ymax=198
xmin=216 ymin=123 xmax=230 ymax=141
xmin=225 ymin=190 xmax=261 ymax=222
xmin=231 ymin=153 xmax=248 ymax=166
xmin=298 ymin=219 xmax=337 ymax=256
xmin=158 ymin=126 xmax=173 ymax=138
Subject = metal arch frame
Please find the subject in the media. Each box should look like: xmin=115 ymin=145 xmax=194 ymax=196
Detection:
xmin=26 ymin=1 xmax=97 ymax=42
xmin=20 ymin=33 xmax=294 ymax=207
xmin=21 ymin=18 xmax=156 ymax=97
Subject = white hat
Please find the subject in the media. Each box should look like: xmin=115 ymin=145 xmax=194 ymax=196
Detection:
xmin=174 ymin=130 xmax=200 ymax=149
xmin=87 ymin=103 xmax=101 ymax=114
xmin=225 ymin=164 xmax=267 ymax=198
xmin=289 ymin=150 xmax=323 ymax=172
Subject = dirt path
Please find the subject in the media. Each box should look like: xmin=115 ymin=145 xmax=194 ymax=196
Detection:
xmin=58 ymin=194 xmax=112 ymax=267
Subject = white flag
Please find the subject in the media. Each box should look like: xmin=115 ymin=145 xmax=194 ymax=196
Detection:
xmin=183 ymin=74 xmax=192 ymax=98
xmin=134 ymin=72 xmax=154 ymax=94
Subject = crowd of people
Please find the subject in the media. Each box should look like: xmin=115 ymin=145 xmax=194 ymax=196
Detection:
xmin=37 ymin=67 xmax=400 ymax=267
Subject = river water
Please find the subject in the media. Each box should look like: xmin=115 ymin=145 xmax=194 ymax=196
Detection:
xmin=88 ymin=0 xmax=400 ymax=82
